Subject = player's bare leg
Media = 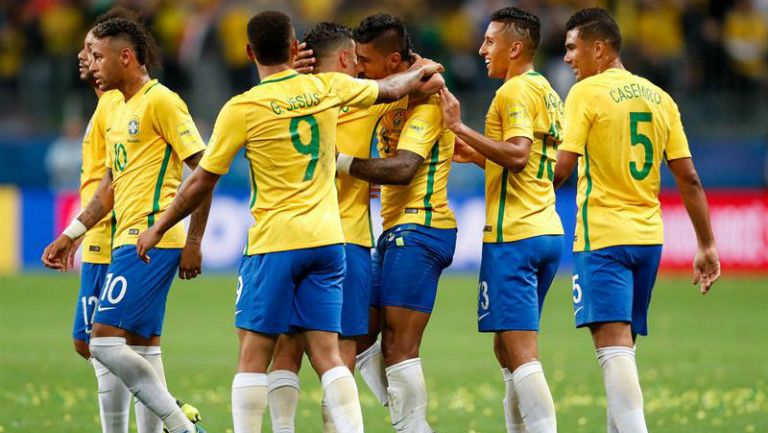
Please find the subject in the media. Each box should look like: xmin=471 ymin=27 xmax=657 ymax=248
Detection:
xmin=381 ymin=306 xmax=433 ymax=433
xmin=591 ymin=322 xmax=646 ymax=433
xmin=355 ymin=306 xmax=389 ymax=406
xmin=232 ymin=329 xmax=277 ymax=433
xmin=495 ymin=332 xmax=556 ymax=433
xmin=89 ymin=324 xmax=197 ymax=433
xmin=269 ymin=334 xmax=303 ymax=433
xmin=303 ymin=330 xmax=364 ymax=433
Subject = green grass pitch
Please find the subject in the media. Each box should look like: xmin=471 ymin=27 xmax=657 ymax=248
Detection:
xmin=1 ymin=273 xmax=766 ymax=433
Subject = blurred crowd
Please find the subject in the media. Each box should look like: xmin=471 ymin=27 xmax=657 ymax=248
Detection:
xmin=1 ymin=0 xmax=767 ymax=188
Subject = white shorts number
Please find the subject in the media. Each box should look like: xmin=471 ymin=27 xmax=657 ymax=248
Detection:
xmin=100 ymin=273 xmax=128 ymax=305
xmin=572 ymin=274 xmax=582 ymax=304
xmin=235 ymin=276 xmax=244 ymax=305
xmin=478 ymin=281 xmax=490 ymax=311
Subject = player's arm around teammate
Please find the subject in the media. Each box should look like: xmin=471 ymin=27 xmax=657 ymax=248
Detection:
xmin=440 ymin=7 xmax=563 ymax=433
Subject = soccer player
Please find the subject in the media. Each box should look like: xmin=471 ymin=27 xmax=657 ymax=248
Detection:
xmin=334 ymin=13 xmax=458 ymax=433
xmin=554 ymin=8 xmax=721 ymax=433
xmin=134 ymin=10 xmax=444 ymax=433
xmin=266 ymin=22 xmax=415 ymax=433
xmin=42 ymin=17 xmax=210 ymax=433
xmin=439 ymin=7 xmax=563 ymax=433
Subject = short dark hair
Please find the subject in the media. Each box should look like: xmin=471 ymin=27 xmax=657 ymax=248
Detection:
xmin=353 ymin=13 xmax=412 ymax=59
xmin=92 ymin=17 xmax=161 ymax=71
xmin=247 ymin=11 xmax=295 ymax=65
xmin=303 ymin=22 xmax=354 ymax=60
xmin=489 ymin=7 xmax=541 ymax=55
xmin=94 ymin=6 xmax=142 ymax=26
xmin=566 ymin=8 xmax=622 ymax=52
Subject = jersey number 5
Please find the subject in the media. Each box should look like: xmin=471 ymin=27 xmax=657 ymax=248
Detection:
xmin=629 ymin=112 xmax=653 ymax=180
xmin=290 ymin=115 xmax=320 ymax=181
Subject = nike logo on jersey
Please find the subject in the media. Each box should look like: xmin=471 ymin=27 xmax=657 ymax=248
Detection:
xmin=97 ymin=305 xmax=116 ymax=312
xmin=235 ymin=310 xmax=242 ymax=316
xmin=478 ymin=312 xmax=490 ymax=321
xmin=574 ymin=306 xmax=584 ymax=316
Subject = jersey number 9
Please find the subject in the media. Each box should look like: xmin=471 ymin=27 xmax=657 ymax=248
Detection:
xmin=290 ymin=115 xmax=320 ymax=181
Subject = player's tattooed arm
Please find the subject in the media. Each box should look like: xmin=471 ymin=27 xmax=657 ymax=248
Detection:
xmin=136 ymin=165 xmax=220 ymax=263
xmin=554 ymin=150 xmax=578 ymax=189
xmin=440 ymin=87 xmax=530 ymax=172
xmin=176 ymin=151 xmax=213 ymax=279
xmin=182 ymin=151 xmax=212 ymax=246
xmin=668 ymin=157 xmax=720 ymax=294
xmin=375 ymin=58 xmax=444 ymax=103
xmin=42 ymin=170 xmax=113 ymax=270
xmin=78 ymin=169 xmax=115 ymax=228
xmin=347 ymin=150 xmax=423 ymax=186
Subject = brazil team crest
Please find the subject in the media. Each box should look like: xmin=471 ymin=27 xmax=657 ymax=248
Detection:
xmin=128 ymin=118 xmax=139 ymax=136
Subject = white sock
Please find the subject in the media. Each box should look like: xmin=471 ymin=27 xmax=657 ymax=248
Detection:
xmin=385 ymin=358 xmax=433 ymax=433
xmin=232 ymin=372 xmax=268 ymax=433
xmin=511 ymin=361 xmax=557 ymax=433
xmin=89 ymin=337 xmax=195 ymax=433
xmin=355 ymin=341 xmax=389 ymax=406
xmin=608 ymin=408 xmax=620 ymax=433
xmin=91 ymin=357 xmax=131 ymax=433
xmin=597 ymin=347 xmax=647 ymax=433
xmin=322 ymin=366 xmax=364 ymax=433
xmin=131 ymin=346 xmax=166 ymax=433
xmin=321 ymin=398 xmax=337 ymax=433
xmin=268 ymin=370 xmax=300 ymax=433
xmin=502 ymin=368 xmax=526 ymax=433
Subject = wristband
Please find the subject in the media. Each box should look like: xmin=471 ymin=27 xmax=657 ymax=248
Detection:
xmin=62 ymin=217 xmax=88 ymax=240
xmin=336 ymin=152 xmax=354 ymax=175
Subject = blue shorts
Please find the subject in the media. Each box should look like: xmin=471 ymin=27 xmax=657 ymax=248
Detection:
xmin=92 ymin=246 xmax=181 ymax=339
xmin=372 ymin=224 xmax=456 ymax=313
xmin=573 ymin=245 xmax=663 ymax=336
xmin=477 ymin=235 xmax=563 ymax=332
xmin=72 ymin=263 xmax=110 ymax=342
xmin=341 ymin=244 xmax=372 ymax=337
xmin=236 ymin=244 xmax=345 ymax=335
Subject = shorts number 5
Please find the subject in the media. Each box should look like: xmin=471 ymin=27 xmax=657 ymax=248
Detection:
xmin=572 ymin=274 xmax=582 ymax=304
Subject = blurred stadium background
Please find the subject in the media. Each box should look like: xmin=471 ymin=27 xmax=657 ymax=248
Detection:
xmin=0 ymin=1 xmax=766 ymax=432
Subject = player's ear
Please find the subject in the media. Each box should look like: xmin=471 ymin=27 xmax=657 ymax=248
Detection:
xmin=245 ymin=44 xmax=256 ymax=62
xmin=289 ymin=38 xmax=300 ymax=61
xmin=509 ymin=40 xmax=523 ymax=60
xmin=120 ymin=47 xmax=132 ymax=68
xmin=388 ymin=51 xmax=402 ymax=71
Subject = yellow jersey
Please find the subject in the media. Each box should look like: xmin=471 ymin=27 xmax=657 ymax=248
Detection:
xmin=336 ymin=98 xmax=408 ymax=248
xmin=199 ymin=69 xmax=379 ymax=255
xmin=379 ymin=94 xmax=456 ymax=231
xmin=483 ymin=71 xmax=564 ymax=243
xmin=105 ymin=79 xmax=206 ymax=249
xmin=559 ymin=68 xmax=691 ymax=252
xmin=80 ymin=90 xmax=121 ymax=263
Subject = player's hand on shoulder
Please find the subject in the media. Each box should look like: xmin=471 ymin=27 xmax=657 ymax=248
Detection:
xmin=292 ymin=42 xmax=315 ymax=74
xmin=179 ymin=240 xmax=203 ymax=280
xmin=41 ymin=235 xmax=74 ymax=271
xmin=416 ymin=73 xmax=445 ymax=97
xmin=136 ymin=227 xmax=162 ymax=264
xmin=693 ymin=244 xmax=720 ymax=294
